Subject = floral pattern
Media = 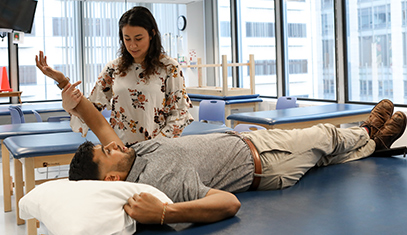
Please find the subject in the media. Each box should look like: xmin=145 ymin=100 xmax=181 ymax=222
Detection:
xmin=70 ymin=56 xmax=194 ymax=147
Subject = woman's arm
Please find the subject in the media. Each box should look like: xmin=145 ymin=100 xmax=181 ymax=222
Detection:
xmin=124 ymin=189 xmax=240 ymax=224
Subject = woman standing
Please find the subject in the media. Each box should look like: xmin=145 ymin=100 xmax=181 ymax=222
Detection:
xmin=37 ymin=6 xmax=194 ymax=147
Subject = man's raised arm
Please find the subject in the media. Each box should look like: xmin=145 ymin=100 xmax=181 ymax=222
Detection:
xmin=35 ymin=51 xmax=123 ymax=147
xmin=62 ymin=82 xmax=124 ymax=147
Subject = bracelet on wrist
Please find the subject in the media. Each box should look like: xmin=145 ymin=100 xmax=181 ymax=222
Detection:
xmin=160 ymin=202 xmax=168 ymax=225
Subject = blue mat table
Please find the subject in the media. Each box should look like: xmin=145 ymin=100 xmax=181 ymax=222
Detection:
xmin=0 ymin=121 xmax=72 ymax=212
xmin=0 ymin=101 xmax=65 ymax=116
xmin=136 ymin=154 xmax=407 ymax=235
xmin=227 ymin=103 xmax=374 ymax=129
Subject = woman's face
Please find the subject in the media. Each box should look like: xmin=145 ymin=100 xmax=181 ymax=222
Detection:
xmin=122 ymin=25 xmax=152 ymax=63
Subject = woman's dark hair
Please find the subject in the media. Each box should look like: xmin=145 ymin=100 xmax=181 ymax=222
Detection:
xmin=69 ymin=141 xmax=100 ymax=181
xmin=117 ymin=6 xmax=164 ymax=78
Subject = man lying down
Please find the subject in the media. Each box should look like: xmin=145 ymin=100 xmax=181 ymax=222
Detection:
xmin=55 ymin=77 xmax=406 ymax=225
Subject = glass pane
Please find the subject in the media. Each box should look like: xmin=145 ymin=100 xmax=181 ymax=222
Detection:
xmin=218 ymin=0 xmax=277 ymax=97
xmin=218 ymin=0 xmax=233 ymax=88
xmin=283 ymin=0 xmax=336 ymax=100
xmin=218 ymin=0 xmax=232 ymax=60
xmin=82 ymin=2 xmax=183 ymax=95
xmin=82 ymin=1 xmax=137 ymax=95
xmin=0 ymin=33 xmax=9 ymax=103
xmin=18 ymin=0 xmax=80 ymax=102
xmin=16 ymin=1 xmax=185 ymax=102
xmin=238 ymin=0 xmax=277 ymax=97
xmin=346 ymin=1 xmax=401 ymax=103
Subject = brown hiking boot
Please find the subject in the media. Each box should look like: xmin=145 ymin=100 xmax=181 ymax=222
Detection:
xmin=373 ymin=111 xmax=407 ymax=151
xmin=361 ymin=99 xmax=394 ymax=138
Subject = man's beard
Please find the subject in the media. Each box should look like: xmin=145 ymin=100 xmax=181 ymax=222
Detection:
xmin=116 ymin=147 xmax=136 ymax=173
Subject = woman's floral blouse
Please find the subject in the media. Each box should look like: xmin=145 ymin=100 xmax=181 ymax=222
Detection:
xmin=70 ymin=55 xmax=194 ymax=147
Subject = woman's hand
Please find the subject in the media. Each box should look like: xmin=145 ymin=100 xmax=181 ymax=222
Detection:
xmin=62 ymin=81 xmax=83 ymax=115
xmin=35 ymin=50 xmax=69 ymax=88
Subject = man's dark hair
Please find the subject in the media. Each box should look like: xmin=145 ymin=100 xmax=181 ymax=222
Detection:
xmin=69 ymin=141 xmax=100 ymax=181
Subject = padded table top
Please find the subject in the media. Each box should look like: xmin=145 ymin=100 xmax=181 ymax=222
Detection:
xmin=2 ymin=122 xmax=231 ymax=159
xmin=190 ymin=97 xmax=263 ymax=105
xmin=187 ymin=93 xmax=260 ymax=100
xmin=0 ymin=102 xmax=65 ymax=116
xmin=0 ymin=121 xmax=72 ymax=139
xmin=227 ymin=103 xmax=373 ymax=125
xmin=3 ymin=132 xmax=100 ymax=159
xmin=136 ymin=155 xmax=407 ymax=235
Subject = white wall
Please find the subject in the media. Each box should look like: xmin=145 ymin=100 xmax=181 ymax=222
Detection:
xmin=183 ymin=1 xmax=205 ymax=88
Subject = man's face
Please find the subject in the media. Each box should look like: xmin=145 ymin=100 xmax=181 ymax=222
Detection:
xmin=92 ymin=141 xmax=136 ymax=180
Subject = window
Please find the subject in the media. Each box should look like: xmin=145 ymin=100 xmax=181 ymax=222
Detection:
xmin=246 ymin=22 xmax=275 ymax=37
xmin=323 ymin=78 xmax=335 ymax=97
xmin=287 ymin=23 xmax=306 ymax=38
xmin=250 ymin=60 xmax=276 ymax=76
xmin=378 ymin=80 xmax=393 ymax=98
xmin=220 ymin=21 xmax=231 ymax=37
xmin=19 ymin=66 xmax=37 ymax=85
xmin=359 ymin=36 xmax=372 ymax=67
xmin=321 ymin=0 xmax=333 ymax=9
xmin=347 ymin=0 xmax=399 ymax=103
xmin=284 ymin=0 xmax=336 ymax=99
xmin=321 ymin=14 xmax=331 ymax=36
xmin=375 ymin=34 xmax=391 ymax=67
xmin=10 ymin=0 xmax=185 ymax=102
xmin=404 ymin=80 xmax=407 ymax=98
xmin=83 ymin=18 xmax=114 ymax=37
xmin=218 ymin=0 xmax=335 ymax=99
xmin=373 ymin=5 xmax=390 ymax=29
xmin=404 ymin=32 xmax=407 ymax=66
xmin=53 ymin=17 xmax=75 ymax=37
xmin=358 ymin=8 xmax=372 ymax=30
xmin=288 ymin=60 xmax=308 ymax=74
xmin=360 ymin=80 xmax=373 ymax=97
xmin=218 ymin=0 xmax=277 ymax=97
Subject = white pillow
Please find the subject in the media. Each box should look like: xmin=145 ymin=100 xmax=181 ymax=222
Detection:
xmin=19 ymin=179 xmax=173 ymax=235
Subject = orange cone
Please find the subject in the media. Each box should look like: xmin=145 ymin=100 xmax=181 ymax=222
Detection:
xmin=0 ymin=67 xmax=13 ymax=92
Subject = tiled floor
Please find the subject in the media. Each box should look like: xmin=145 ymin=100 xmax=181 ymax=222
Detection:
xmin=0 ymin=154 xmax=69 ymax=235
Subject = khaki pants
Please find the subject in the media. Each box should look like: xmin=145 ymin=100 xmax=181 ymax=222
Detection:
xmin=241 ymin=124 xmax=375 ymax=190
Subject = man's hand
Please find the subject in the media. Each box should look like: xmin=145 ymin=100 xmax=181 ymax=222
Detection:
xmin=62 ymin=81 xmax=83 ymax=115
xmin=35 ymin=50 xmax=68 ymax=87
xmin=124 ymin=192 xmax=164 ymax=224
xmin=124 ymin=189 xmax=240 ymax=225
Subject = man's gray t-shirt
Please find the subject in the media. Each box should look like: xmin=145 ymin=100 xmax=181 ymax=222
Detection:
xmin=126 ymin=133 xmax=254 ymax=203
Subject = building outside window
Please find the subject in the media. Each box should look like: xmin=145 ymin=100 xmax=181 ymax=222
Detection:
xmin=347 ymin=0 xmax=405 ymax=104
xmin=284 ymin=0 xmax=336 ymax=99
xmin=218 ymin=0 xmax=335 ymax=100
xmin=0 ymin=0 xmax=185 ymax=103
xmin=218 ymin=0 xmax=277 ymax=97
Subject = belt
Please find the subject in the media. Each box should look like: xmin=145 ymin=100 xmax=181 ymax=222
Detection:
xmin=240 ymin=135 xmax=262 ymax=191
